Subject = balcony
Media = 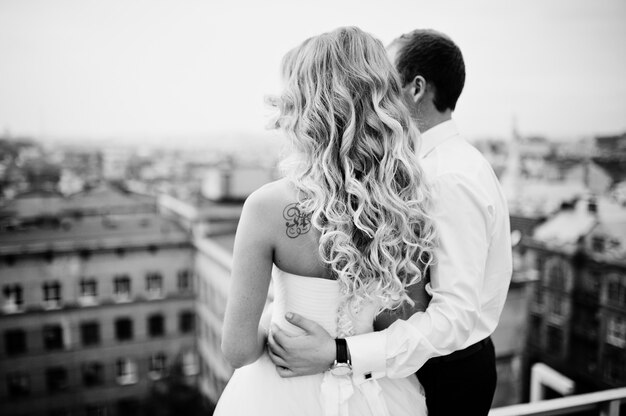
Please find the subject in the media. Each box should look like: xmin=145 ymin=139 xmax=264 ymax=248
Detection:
xmin=490 ymin=387 xmax=626 ymax=416
xmin=78 ymin=294 xmax=98 ymax=307
xmin=147 ymin=287 xmax=165 ymax=300
xmin=2 ymin=300 xmax=24 ymax=314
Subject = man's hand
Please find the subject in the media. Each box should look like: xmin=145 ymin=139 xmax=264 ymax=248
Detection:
xmin=267 ymin=312 xmax=335 ymax=378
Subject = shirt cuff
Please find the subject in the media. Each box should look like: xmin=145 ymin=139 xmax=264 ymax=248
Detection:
xmin=345 ymin=331 xmax=386 ymax=383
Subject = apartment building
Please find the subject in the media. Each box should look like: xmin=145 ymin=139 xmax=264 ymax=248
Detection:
xmin=0 ymin=186 xmax=197 ymax=416
xmin=522 ymin=197 xmax=626 ymax=394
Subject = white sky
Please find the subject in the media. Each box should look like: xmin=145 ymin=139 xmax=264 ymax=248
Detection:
xmin=0 ymin=0 xmax=625 ymax=142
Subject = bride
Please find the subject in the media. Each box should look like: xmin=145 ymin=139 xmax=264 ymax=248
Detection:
xmin=214 ymin=26 xmax=435 ymax=416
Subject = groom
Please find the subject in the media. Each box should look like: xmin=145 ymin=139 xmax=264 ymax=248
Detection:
xmin=268 ymin=29 xmax=512 ymax=416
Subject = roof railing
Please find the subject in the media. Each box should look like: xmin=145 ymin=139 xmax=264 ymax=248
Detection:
xmin=490 ymin=387 xmax=626 ymax=416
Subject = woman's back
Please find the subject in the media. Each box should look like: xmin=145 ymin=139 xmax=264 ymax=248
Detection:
xmin=259 ymin=179 xmax=333 ymax=281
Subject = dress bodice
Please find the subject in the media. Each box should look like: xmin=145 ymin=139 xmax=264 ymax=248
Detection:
xmin=270 ymin=266 xmax=379 ymax=338
xmin=214 ymin=266 xmax=427 ymax=416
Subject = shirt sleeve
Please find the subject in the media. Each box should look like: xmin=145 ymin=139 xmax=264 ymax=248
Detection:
xmin=346 ymin=172 xmax=494 ymax=380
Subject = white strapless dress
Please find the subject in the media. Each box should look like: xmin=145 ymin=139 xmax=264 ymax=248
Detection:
xmin=214 ymin=267 xmax=427 ymax=416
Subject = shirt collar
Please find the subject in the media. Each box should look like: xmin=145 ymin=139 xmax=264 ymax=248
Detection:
xmin=418 ymin=119 xmax=460 ymax=158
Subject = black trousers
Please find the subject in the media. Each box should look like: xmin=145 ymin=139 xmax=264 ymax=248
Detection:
xmin=416 ymin=338 xmax=497 ymax=416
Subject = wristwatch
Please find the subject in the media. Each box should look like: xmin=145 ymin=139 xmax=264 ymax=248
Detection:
xmin=330 ymin=338 xmax=352 ymax=376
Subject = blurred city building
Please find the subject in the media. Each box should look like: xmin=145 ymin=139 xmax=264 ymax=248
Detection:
xmin=201 ymin=165 xmax=277 ymax=201
xmin=0 ymin=184 xmax=198 ymax=416
xmin=158 ymin=189 xmax=243 ymax=404
xmin=478 ymin=128 xmax=626 ymax=410
xmin=521 ymin=196 xmax=626 ymax=398
xmin=491 ymin=213 xmax=546 ymax=407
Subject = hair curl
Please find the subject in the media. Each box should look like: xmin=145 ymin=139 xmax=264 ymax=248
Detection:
xmin=274 ymin=27 xmax=436 ymax=313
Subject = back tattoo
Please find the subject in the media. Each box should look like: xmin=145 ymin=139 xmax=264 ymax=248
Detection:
xmin=283 ymin=203 xmax=312 ymax=238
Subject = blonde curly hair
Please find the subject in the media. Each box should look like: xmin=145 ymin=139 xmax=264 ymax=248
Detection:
xmin=274 ymin=27 xmax=436 ymax=314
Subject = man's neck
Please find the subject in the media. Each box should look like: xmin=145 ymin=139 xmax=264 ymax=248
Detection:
xmin=418 ymin=110 xmax=452 ymax=133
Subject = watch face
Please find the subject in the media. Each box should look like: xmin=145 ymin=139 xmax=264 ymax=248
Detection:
xmin=330 ymin=364 xmax=352 ymax=377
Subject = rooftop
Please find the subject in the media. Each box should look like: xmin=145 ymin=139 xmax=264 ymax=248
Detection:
xmin=505 ymin=180 xmax=588 ymax=217
xmin=0 ymin=182 xmax=156 ymax=220
xmin=531 ymin=197 xmax=626 ymax=257
xmin=0 ymin=213 xmax=188 ymax=254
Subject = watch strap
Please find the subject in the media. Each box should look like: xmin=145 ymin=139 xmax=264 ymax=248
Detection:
xmin=335 ymin=338 xmax=349 ymax=364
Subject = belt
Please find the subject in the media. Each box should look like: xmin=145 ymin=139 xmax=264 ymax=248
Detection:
xmin=429 ymin=337 xmax=490 ymax=364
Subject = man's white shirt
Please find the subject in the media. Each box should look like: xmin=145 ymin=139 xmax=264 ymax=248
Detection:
xmin=346 ymin=119 xmax=513 ymax=381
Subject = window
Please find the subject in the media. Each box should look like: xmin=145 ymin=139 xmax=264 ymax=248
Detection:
xmin=6 ymin=372 xmax=30 ymax=398
xmin=2 ymin=284 xmax=24 ymax=313
xmin=85 ymin=405 xmax=107 ymax=416
xmin=177 ymin=269 xmax=192 ymax=291
xmin=79 ymin=278 xmax=98 ymax=305
xmin=82 ymin=362 xmax=104 ymax=387
xmin=547 ymin=326 xmax=563 ymax=356
xmin=605 ymin=348 xmax=626 ymax=383
xmin=115 ymin=318 xmax=133 ymax=341
xmin=146 ymin=272 xmax=163 ymax=299
xmin=117 ymin=399 xmax=140 ymax=416
xmin=115 ymin=358 xmax=137 ymax=385
xmin=182 ymin=350 xmax=199 ymax=376
xmin=4 ymin=254 xmax=16 ymax=266
xmin=592 ymin=236 xmax=605 ymax=253
xmin=148 ymin=314 xmax=164 ymax=337
xmin=43 ymin=325 xmax=64 ymax=350
xmin=533 ymin=282 xmax=544 ymax=309
xmin=43 ymin=281 xmax=62 ymax=309
xmin=46 ymin=367 xmax=69 ymax=393
xmin=546 ymin=261 xmax=566 ymax=290
xmin=4 ymin=329 xmax=27 ymax=355
xmin=148 ymin=353 xmax=167 ymax=379
xmin=582 ymin=270 xmax=601 ymax=298
xmin=113 ymin=275 xmax=131 ymax=302
xmin=529 ymin=315 xmax=542 ymax=342
xmin=535 ymin=255 xmax=545 ymax=280
xmin=548 ymin=294 xmax=565 ymax=319
xmin=607 ymin=273 xmax=626 ymax=306
xmin=80 ymin=321 xmax=100 ymax=346
xmin=44 ymin=250 xmax=54 ymax=263
xmin=179 ymin=310 xmax=195 ymax=334
xmin=607 ymin=316 xmax=626 ymax=348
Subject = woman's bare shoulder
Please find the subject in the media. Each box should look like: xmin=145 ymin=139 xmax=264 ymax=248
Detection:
xmin=247 ymin=178 xmax=294 ymax=203
xmin=242 ymin=178 xmax=296 ymax=223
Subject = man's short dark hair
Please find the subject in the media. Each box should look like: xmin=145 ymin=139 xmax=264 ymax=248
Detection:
xmin=393 ymin=29 xmax=465 ymax=112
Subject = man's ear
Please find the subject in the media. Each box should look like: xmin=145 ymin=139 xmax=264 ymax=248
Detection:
xmin=409 ymin=75 xmax=427 ymax=104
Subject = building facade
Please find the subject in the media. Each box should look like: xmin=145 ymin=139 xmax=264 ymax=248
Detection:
xmin=158 ymin=192 xmax=243 ymax=405
xmin=195 ymin=237 xmax=234 ymax=404
xmin=0 ymin=187 xmax=197 ymax=416
xmin=523 ymin=197 xmax=626 ymax=395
